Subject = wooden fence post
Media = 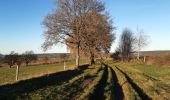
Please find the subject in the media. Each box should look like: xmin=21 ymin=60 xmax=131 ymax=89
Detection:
xmin=16 ymin=65 xmax=19 ymax=81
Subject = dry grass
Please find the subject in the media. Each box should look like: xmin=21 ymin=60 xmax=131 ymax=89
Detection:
xmin=147 ymin=54 xmax=170 ymax=67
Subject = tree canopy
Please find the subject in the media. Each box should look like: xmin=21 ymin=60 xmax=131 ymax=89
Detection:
xmin=42 ymin=0 xmax=115 ymax=66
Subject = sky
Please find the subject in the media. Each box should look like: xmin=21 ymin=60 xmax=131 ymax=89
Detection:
xmin=0 ymin=0 xmax=170 ymax=54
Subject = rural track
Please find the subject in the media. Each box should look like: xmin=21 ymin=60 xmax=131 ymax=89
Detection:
xmin=110 ymin=66 xmax=124 ymax=100
xmin=115 ymin=66 xmax=152 ymax=100
xmin=88 ymin=66 xmax=108 ymax=100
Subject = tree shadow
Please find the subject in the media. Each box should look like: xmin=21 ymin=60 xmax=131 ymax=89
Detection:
xmin=88 ymin=66 xmax=108 ymax=100
xmin=110 ymin=66 xmax=124 ymax=100
xmin=0 ymin=64 xmax=89 ymax=99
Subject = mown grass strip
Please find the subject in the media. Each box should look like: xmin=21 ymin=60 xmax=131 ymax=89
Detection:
xmin=104 ymin=66 xmax=114 ymax=100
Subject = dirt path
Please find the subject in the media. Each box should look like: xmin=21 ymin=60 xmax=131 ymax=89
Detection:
xmin=115 ymin=66 xmax=152 ymax=100
xmin=110 ymin=67 xmax=124 ymax=100
xmin=88 ymin=66 xmax=108 ymax=100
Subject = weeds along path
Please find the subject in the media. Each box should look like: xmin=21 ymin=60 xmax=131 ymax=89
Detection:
xmin=118 ymin=65 xmax=170 ymax=100
xmin=0 ymin=65 xmax=89 ymax=99
xmin=115 ymin=66 xmax=152 ymax=100
xmin=79 ymin=65 xmax=108 ymax=100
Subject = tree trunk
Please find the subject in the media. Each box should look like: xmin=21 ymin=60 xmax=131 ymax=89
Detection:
xmin=26 ymin=62 xmax=28 ymax=66
xmin=76 ymin=42 xmax=80 ymax=68
xmin=137 ymin=49 xmax=140 ymax=60
xmin=144 ymin=56 xmax=146 ymax=63
xmin=90 ymin=55 xmax=95 ymax=65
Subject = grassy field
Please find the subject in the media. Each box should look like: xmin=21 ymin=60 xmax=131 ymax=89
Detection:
xmin=109 ymin=61 xmax=170 ymax=100
xmin=0 ymin=60 xmax=170 ymax=100
xmin=0 ymin=60 xmax=87 ymax=85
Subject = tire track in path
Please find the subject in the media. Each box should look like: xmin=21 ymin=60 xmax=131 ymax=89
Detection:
xmin=115 ymin=66 xmax=152 ymax=100
xmin=110 ymin=66 xmax=124 ymax=100
xmin=89 ymin=66 xmax=108 ymax=100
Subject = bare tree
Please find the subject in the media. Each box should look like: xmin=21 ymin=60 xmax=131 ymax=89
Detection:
xmin=4 ymin=51 xmax=18 ymax=68
xmin=22 ymin=51 xmax=38 ymax=66
xmin=80 ymin=13 xmax=115 ymax=65
xmin=66 ymin=12 xmax=115 ymax=65
xmin=15 ymin=55 xmax=24 ymax=81
xmin=136 ymin=28 xmax=148 ymax=60
xmin=119 ymin=28 xmax=135 ymax=61
xmin=111 ymin=48 xmax=121 ymax=60
xmin=42 ymin=0 xmax=106 ymax=68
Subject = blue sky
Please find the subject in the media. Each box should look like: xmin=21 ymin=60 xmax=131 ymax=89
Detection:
xmin=0 ymin=0 xmax=170 ymax=54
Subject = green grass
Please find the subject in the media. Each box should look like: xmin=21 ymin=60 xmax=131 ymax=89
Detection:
xmin=112 ymin=62 xmax=170 ymax=100
xmin=16 ymin=66 xmax=97 ymax=100
xmin=79 ymin=66 xmax=105 ymax=100
xmin=130 ymin=64 xmax=170 ymax=83
xmin=104 ymin=67 xmax=114 ymax=100
xmin=0 ymin=64 xmax=90 ymax=99
xmin=0 ymin=60 xmax=88 ymax=85
xmin=1 ymin=59 xmax=170 ymax=100
xmin=111 ymin=65 xmax=141 ymax=100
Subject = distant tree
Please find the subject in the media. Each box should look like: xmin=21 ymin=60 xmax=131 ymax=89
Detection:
xmin=111 ymin=49 xmax=121 ymax=60
xmin=4 ymin=51 xmax=18 ymax=68
xmin=43 ymin=56 xmax=49 ymax=64
xmin=4 ymin=51 xmax=24 ymax=80
xmin=42 ymin=0 xmax=107 ymax=68
xmin=15 ymin=55 xmax=24 ymax=66
xmin=15 ymin=55 xmax=24 ymax=81
xmin=59 ymin=54 xmax=68 ymax=62
xmin=0 ymin=53 xmax=4 ymax=66
xmin=22 ymin=51 xmax=37 ymax=66
xmin=135 ymin=28 xmax=149 ymax=60
xmin=119 ymin=29 xmax=135 ymax=61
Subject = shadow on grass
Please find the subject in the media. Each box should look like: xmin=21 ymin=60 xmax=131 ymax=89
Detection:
xmin=46 ymin=73 xmax=97 ymax=100
xmin=115 ymin=66 xmax=152 ymax=100
xmin=89 ymin=66 xmax=108 ymax=100
xmin=110 ymin=67 xmax=124 ymax=100
xmin=0 ymin=64 xmax=89 ymax=99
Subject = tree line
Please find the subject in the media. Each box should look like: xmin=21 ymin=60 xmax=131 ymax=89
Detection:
xmin=112 ymin=28 xmax=148 ymax=61
xmin=2 ymin=51 xmax=37 ymax=68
